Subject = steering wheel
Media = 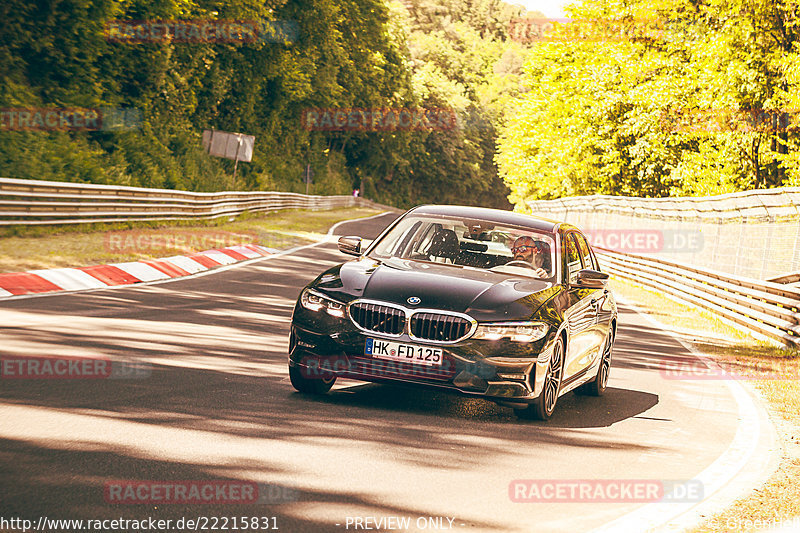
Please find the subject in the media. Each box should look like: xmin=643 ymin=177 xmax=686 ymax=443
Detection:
xmin=503 ymin=260 xmax=538 ymax=269
xmin=492 ymin=260 xmax=548 ymax=278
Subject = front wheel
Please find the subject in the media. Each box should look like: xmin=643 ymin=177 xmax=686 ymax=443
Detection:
xmin=289 ymin=365 xmax=336 ymax=394
xmin=515 ymin=337 xmax=564 ymax=421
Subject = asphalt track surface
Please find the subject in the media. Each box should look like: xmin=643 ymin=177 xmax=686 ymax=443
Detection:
xmin=0 ymin=213 xmax=776 ymax=533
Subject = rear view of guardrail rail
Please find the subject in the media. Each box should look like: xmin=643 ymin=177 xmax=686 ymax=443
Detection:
xmin=0 ymin=177 xmax=384 ymax=226
xmin=598 ymin=248 xmax=800 ymax=347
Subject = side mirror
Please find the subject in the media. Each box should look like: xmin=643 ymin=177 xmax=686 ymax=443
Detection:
xmin=338 ymin=236 xmax=363 ymax=256
xmin=575 ymin=268 xmax=609 ymax=288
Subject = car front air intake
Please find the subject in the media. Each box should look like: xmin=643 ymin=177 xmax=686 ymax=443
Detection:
xmin=349 ymin=301 xmax=405 ymax=335
xmin=410 ymin=313 xmax=472 ymax=342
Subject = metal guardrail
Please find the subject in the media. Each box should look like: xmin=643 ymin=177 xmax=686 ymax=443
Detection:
xmin=0 ymin=177 xmax=394 ymax=225
xmin=528 ymin=187 xmax=800 ymax=222
xmin=526 ymin=188 xmax=800 ymax=282
xmin=527 ymin=188 xmax=800 ymax=345
xmin=8 ymin=176 xmax=795 ymax=345
xmin=599 ymin=248 xmax=800 ymax=347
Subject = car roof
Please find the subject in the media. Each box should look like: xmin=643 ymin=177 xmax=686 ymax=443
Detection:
xmin=409 ymin=205 xmax=562 ymax=233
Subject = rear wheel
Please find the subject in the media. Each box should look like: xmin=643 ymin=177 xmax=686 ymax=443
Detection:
xmin=515 ymin=337 xmax=564 ymax=421
xmin=577 ymin=328 xmax=613 ymax=397
xmin=289 ymin=364 xmax=336 ymax=394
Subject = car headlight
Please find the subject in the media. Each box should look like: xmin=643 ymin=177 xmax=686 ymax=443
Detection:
xmin=472 ymin=322 xmax=548 ymax=343
xmin=300 ymin=288 xmax=346 ymax=317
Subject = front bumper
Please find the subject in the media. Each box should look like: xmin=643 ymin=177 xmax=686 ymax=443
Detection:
xmin=288 ymin=318 xmax=556 ymax=406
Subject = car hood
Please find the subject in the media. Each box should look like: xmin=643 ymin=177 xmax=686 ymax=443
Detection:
xmin=315 ymin=257 xmax=561 ymax=321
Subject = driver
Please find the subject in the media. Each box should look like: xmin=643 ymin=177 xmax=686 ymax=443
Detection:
xmin=511 ymin=236 xmax=550 ymax=277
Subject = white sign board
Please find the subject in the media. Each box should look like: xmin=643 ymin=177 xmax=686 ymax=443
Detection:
xmin=202 ymin=130 xmax=255 ymax=162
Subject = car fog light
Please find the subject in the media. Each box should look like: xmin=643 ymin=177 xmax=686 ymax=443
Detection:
xmin=497 ymin=373 xmax=528 ymax=380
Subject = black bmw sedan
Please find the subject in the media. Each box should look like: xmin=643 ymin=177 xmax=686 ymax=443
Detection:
xmin=288 ymin=205 xmax=617 ymax=420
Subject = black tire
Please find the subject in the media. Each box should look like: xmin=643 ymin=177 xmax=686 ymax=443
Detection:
xmin=577 ymin=328 xmax=613 ymax=397
xmin=289 ymin=364 xmax=336 ymax=394
xmin=515 ymin=336 xmax=564 ymax=421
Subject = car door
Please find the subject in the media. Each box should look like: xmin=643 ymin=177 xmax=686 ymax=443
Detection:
xmin=578 ymin=233 xmax=614 ymax=337
xmin=572 ymin=232 xmax=609 ymax=376
xmin=561 ymin=232 xmax=603 ymax=381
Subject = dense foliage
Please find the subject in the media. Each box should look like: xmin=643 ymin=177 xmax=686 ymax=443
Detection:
xmin=2 ymin=0 xmax=796 ymax=210
xmin=497 ymin=0 xmax=800 ymax=207
xmin=0 ymin=0 xmax=527 ymax=208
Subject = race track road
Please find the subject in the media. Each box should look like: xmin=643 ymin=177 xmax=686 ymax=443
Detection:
xmin=0 ymin=213 xmax=776 ymax=533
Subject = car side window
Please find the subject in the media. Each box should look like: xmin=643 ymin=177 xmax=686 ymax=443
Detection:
xmin=574 ymin=233 xmax=598 ymax=270
xmin=565 ymin=234 xmax=582 ymax=284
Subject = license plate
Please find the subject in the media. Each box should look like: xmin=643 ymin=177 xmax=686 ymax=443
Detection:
xmin=365 ymin=338 xmax=443 ymax=367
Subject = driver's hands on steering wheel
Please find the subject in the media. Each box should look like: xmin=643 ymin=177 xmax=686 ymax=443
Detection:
xmin=531 ymin=267 xmax=547 ymax=278
xmin=503 ymin=260 xmax=548 ymax=278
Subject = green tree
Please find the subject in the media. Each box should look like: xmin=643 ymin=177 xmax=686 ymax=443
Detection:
xmin=496 ymin=0 xmax=800 ymax=208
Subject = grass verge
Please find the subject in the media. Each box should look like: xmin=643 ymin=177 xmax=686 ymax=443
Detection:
xmin=608 ymin=276 xmax=800 ymax=532
xmin=0 ymin=207 xmax=383 ymax=273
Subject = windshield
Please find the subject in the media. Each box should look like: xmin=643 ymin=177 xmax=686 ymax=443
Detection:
xmin=367 ymin=214 xmax=556 ymax=280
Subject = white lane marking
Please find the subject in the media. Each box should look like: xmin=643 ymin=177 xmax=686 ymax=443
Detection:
xmin=248 ymin=244 xmax=280 ymax=254
xmin=197 ymin=250 xmax=237 ymax=265
xmin=225 ymin=245 xmax=263 ymax=259
xmin=0 ymin=211 xmax=398 ymax=300
xmin=29 ymin=268 xmax=110 ymax=291
xmin=328 ymin=210 xmax=397 ymax=236
xmin=161 ymin=256 xmax=208 ymax=274
xmin=592 ymin=295 xmax=779 ymax=533
xmin=139 ymin=211 xmax=399 ymax=286
xmin=111 ymin=262 xmax=171 ymax=282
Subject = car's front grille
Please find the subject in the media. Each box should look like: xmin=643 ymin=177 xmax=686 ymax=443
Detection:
xmin=410 ymin=313 xmax=472 ymax=342
xmin=349 ymin=302 xmax=405 ymax=335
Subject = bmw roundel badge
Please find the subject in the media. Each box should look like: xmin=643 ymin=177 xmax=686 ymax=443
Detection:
xmin=407 ymin=296 xmax=421 ymax=305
